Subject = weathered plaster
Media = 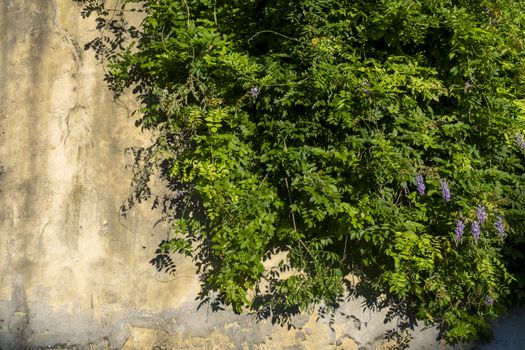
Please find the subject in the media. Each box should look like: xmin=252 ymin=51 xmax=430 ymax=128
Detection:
xmin=0 ymin=1 xmax=523 ymax=349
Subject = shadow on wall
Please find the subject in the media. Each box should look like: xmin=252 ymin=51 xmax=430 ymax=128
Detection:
xmin=71 ymin=2 xmax=442 ymax=349
xmin=74 ymin=0 xmax=141 ymax=61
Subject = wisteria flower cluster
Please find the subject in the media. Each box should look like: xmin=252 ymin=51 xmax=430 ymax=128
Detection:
xmin=413 ymin=175 xmax=451 ymax=202
xmin=456 ymin=205 xmax=504 ymax=245
xmin=495 ymin=217 xmax=505 ymax=239
xmin=476 ymin=205 xmax=487 ymax=224
xmin=471 ymin=221 xmax=481 ymax=243
xmin=440 ymin=180 xmax=451 ymax=203
xmin=415 ymin=174 xmax=426 ymax=196
xmin=454 ymin=219 xmax=465 ymax=246
xmin=250 ymin=86 xmax=260 ymax=100
xmin=463 ymin=207 xmax=505 ymax=245
xmin=415 ymin=175 xmax=506 ymax=245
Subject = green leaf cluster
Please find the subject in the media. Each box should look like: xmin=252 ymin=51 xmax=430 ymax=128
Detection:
xmin=110 ymin=0 xmax=525 ymax=342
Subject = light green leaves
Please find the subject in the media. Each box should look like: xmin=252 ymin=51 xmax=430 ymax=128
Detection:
xmin=107 ymin=0 xmax=525 ymax=343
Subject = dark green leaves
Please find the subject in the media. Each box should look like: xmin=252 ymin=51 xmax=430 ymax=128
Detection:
xmin=109 ymin=0 xmax=525 ymax=343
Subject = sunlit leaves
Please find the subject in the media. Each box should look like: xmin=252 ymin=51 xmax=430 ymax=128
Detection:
xmin=108 ymin=0 xmax=525 ymax=343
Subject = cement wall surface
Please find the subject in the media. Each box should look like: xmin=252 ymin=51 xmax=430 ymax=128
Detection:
xmin=0 ymin=1 xmax=523 ymax=349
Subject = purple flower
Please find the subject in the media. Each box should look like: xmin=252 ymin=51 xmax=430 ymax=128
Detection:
xmin=416 ymin=174 xmax=426 ymax=196
xmin=440 ymin=180 xmax=451 ymax=203
xmin=476 ymin=205 xmax=487 ymax=224
xmin=495 ymin=217 xmax=505 ymax=239
xmin=484 ymin=296 xmax=494 ymax=306
xmin=471 ymin=221 xmax=481 ymax=243
xmin=516 ymin=134 xmax=525 ymax=151
xmin=454 ymin=219 xmax=465 ymax=246
xmin=250 ymin=86 xmax=260 ymax=100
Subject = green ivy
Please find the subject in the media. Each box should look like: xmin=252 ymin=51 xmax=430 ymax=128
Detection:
xmin=109 ymin=0 xmax=525 ymax=343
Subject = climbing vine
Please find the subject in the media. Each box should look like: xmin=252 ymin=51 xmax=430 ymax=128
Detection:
xmin=82 ymin=0 xmax=525 ymax=343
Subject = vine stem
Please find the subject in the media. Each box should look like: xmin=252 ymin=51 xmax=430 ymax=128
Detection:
xmin=248 ymin=30 xmax=300 ymax=45
xmin=214 ymin=0 xmax=218 ymax=26
xmin=282 ymin=151 xmax=315 ymax=260
xmin=183 ymin=0 xmax=191 ymax=28
xmin=257 ymin=173 xmax=269 ymax=190
xmin=284 ymin=176 xmax=297 ymax=232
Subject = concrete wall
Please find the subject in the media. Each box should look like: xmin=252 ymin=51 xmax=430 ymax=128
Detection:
xmin=0 ymin=1 xmax=522 ymax=349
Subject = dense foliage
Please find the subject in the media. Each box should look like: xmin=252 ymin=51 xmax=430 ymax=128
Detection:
xmin=106 ymin=0 xmax=525 ymax=343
